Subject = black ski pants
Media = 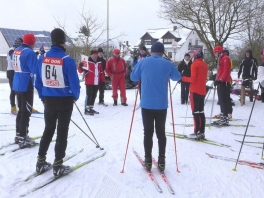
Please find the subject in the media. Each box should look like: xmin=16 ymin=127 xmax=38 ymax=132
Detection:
xmin=6 ymin=70 xmax=16 ymax=107
xmin=217 ymin=82 xmax=230 ymax=117
xmin=98 ymin=81 xmax=105 ymax=103
xmin=181 ymin=81 xmax=190 ymax=103
xmin=141 ymin=108 xmax=167 ymax=158
xmin=38 ymin=96 xmax=73 ymax=161
xmin=16 ymin=89 xmax=33 ymax=137
xmin=190 ymin=92 xmax=205 ymax=133
xmin=86 ymin=85 xmax=99 ymax=107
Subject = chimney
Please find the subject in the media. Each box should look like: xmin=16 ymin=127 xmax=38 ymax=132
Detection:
xmin=126 ymin=41 xmax=129 ymax=46
xmin=173 ymin=26 xmax=177 ymax=31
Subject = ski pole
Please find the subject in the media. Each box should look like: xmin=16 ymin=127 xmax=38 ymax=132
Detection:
xmin=171 ymin=82 xmax=179 ymax=95
xmin=70 ymin=119 xmax=99 ymax=147
xmin=208 ymin=86 xmax=216 ymax=130
xmin=120 ymin=82 xmax=139 ymax=173
xmin=74 ymin=102 xmax=104 ymax=150
xmin=233 ymin=84 xmax=260 ymax=171
xmin=169 ymin=80 xmax=180 ymax=173
xmin=204 ymin=87 xmax=211 ymax=105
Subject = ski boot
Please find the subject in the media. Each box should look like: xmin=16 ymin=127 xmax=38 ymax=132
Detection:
xmin=19 ymin=135 xmax=36 ymax=149
xmin=11 ymin=106 xmax=17 ymax=115
xmin=213 ymin=113 xmax=223 ymax=119
xmin=121 ymin=103 xmax=128 ymax=106
xmin=90 ymin=107 xmax=99 ymax=114
xmin=197 ymin=132 xmax=205 ymax=139
xmin=188 ymin=133 xmax=200 ymax=140
xmin=158 ymin=155 xmax=166 ymax=172
xmin=212 ymin=116 xmax=229 ymax=126
xmin=14 ymin=132 xmax=22 ymax=144
xmin=144 ymin=156 xmax=152 ymax=172
xmin=36 ymin=156 xmax=52 ymax=174
xmin=84 ymin=106 xmax=94 ymax=116
xmin=53 ymin=159 xmax=72 ymax=177
xmin=113 ymin=100 xmax=117 ymax=106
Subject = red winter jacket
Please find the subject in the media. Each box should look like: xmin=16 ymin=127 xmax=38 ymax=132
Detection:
xmin=78 ymin=57 xmax=105 ymax=85
xmin=216 ymin=54 xmax=231 ymax=82
xmin=182 ymin=58 xmax=208 ymax=95
xmin=105 ymin=56 xmax=126 ymax=77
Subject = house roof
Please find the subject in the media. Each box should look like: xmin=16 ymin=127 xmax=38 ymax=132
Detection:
xmin=0 ymin=27 xmax=73 ymax=49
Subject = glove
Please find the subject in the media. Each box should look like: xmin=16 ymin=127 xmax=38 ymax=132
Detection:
xmin=79 ymin=62 xmax=84 ymax=68
xmin=214 ymin=80 xmax=219 ymax=87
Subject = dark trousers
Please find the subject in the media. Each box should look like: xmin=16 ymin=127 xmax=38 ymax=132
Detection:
xmin=86 ymin=85 xmax=99 ymax=106
xmin=181 ymin=81 xmax=190 ymax=103
xmin=227 ymin=83 xmax=233 ymax=114
xmin=98 ymin=81 xmax=105 ymax=103
xmin=6 ymin=70 xmax=16 ymax=107
xmin=141 ymin=108 xmax=167 ymax=158
xmin=190 ymin=92 xmax=205 ymax=133
xmin=217 ymin=82 xmax=230 ymax=116
xmin=38 ymin=96 xmax=73 ymax=160
xmin=16 ymin=90 xmax=33 ymax=136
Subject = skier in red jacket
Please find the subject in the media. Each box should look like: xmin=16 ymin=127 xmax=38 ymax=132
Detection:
xmin=105 ymin=49 xmax=128 ymax=106
xmin=78 ymin=49 xmax=105 ymax=115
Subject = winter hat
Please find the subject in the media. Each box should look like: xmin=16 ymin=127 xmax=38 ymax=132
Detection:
xmin=13 ymin=37 xmax=23 ymax=48
xmin=23 ymin=34 xmax=36 ymax=46
xmin=139 ymin=45 xmax=147 ymax=51
xmin=213 ymin=46 xmax=223 ymax=53
xmin=113 ymin=49 xmax=120 ymax=54
xmin=223 ymin=49 xmax=229 ymax=56
xmin=151 ymin=42 xmax=164 ymax=53
xmin=184 ymin=53 xmax=190 ymax=57
xmin=193 ymin=49 xmax=203 ymax=60
xmin=245 ymin=49 xmax=252 ymax=54
xmin=51 ymin=28 xmax=66 ymax=45
xmin=90 ymin=49 xmax=98 ymax=55
xmin=98 ymin=47 xmax=104 ymax=53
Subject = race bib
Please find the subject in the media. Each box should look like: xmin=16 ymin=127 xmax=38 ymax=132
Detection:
xmin=13 ymin=50 xmax=22 ymax=72
xmin=41 ymin=57 xmax=65 ymax=88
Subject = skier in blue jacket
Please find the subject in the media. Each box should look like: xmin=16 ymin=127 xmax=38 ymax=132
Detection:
xmin=12 ymin=33 xmax=37 ymax=148
xmin=130 ymin=42 xmax=181 ymax=172
xmin=35 ymin=28 xmax=80 ymax=177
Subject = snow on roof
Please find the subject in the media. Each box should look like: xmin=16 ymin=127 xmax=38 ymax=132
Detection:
xmin=35 ymin=34 xmax=49 ymax=38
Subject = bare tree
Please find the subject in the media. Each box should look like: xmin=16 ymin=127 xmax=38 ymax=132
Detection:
xmin=159 ymin=0 xmax=259 ymax=57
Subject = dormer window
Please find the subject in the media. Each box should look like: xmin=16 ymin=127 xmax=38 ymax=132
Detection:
xmin=163 ymin=38 xmax=174 ymax=44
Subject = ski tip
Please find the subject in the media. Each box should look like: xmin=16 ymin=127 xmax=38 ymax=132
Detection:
xmin=177 ymin=169 xmax=181 ymax=173
xmin=232 ymin=168 xmax=237 ymax=172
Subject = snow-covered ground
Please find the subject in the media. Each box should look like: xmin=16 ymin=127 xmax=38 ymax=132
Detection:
xmin=0 ymin=71 xmax=264 ymax=198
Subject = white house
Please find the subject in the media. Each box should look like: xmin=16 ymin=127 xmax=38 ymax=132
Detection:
xmin=135 ymin=26 xmax=212 ymax=62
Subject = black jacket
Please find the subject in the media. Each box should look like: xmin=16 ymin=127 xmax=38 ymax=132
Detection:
xmin=238 ymin=57 xmax=258 ymax=79
xmin=98 ymin=57 xmax=106 ymax=71
xmin=178 ymin=59 xmax=192 ymax=77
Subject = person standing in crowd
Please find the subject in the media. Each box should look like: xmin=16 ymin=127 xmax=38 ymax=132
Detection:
xmin=97 ymin=47 xmax=107 ymax=106
xmin=238 ymin=49 xmax=258 ymax=103
xmin=182 ymin=50 xmax=208 ymax=139
xmin=258 ymin=50 xmax=264 ymax=102
xmin=212 ymin=46 xmax=231 ymax=126
xmin=6 ymin=37 xmax=23 ymax=115
xmin=12 ymin=34 xmax=37 ymax=147
xmin=78 ymin=49 xmax=105 ymax=115
xmin=130 ymin=42 xmax=181 ymax=172
xmin=178 ymin=53 xmax=192 ymax=104
xmin=105 ymin=49 xmax=128 ymax=106
xmin=35 ymin=28 xmax=80 ymax=176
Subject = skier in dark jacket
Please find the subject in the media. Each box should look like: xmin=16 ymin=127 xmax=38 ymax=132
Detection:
xmin=178 ymin=53 xmax=192 ymax=104
xmin=97 ymin=47 xmax=107 ymax=105
xmin=238 ymin=49 xmax=258 ymax=102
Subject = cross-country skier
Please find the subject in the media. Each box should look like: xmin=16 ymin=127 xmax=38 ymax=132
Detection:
xmin=78 ymin=49 xmax=105 ymax=115
xmin=212 ymin=46 xmax=231 ymax=126
xmin=12 ymin=34 xmax=37 ymax=148
xmin=35 ymin=28 xmax=80 ymax=176
xmin=97 ymin=47 xmax=107 ymax=106
xmin=130 ymin=42 xmax=181 ymax=172
xmin=105 ymin=49 xmax=128 ymax=106
xmin=6 ymin=37 xmax=23 ymax=115
xmin=181 ymin=50 xmax=208 ymax=139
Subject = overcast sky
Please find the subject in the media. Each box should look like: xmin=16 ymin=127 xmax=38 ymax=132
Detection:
xmin=0 ymin=0 xmax=171 ymax=46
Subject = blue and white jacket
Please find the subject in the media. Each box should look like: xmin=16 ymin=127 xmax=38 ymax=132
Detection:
xmin=130 ymin=54 xmax=181 ymax=109
xmin=12 ymin=44 xmax=37 ymax=92
xmin=35 ymin=46 xmax=80 ymax=101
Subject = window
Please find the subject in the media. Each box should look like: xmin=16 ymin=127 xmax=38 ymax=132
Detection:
xmin=163 ymin=38 xmax=174 ymax=43
xmin=189 ymin=39 xmax=192 ymax=46
xmin=168 ymin=52 xmax=172 ymax=58
xmin=144 ymin=40 xmax=151 ymax=45
xmin=195 ymin=39 xmax=199 ymax=45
